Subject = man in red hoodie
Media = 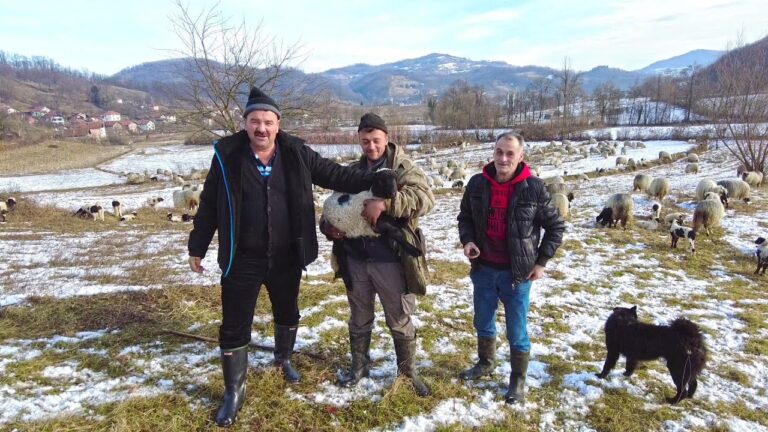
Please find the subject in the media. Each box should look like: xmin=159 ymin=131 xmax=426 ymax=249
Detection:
xmin=457 ymin=132 xmax=564 ymax=404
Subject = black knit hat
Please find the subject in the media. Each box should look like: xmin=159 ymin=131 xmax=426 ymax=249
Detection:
xmin=243 ymin=87 xmax=281 ymax=119
xmin=357 ymin=112 xmax=387 ymax=134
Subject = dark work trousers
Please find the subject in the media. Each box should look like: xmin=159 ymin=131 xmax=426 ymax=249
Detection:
xmin=219 ymin=253 xmax=302 ymax=350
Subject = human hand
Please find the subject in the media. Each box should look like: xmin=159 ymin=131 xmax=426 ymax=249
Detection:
xmin=361 ymin=198 xmax=386 ymax=226
xmin=189 ymin=256 xmax=204 ymax=273
xmin=463 ymin=242 xmax=480 ymax=260
xmin=526 ymin=264 xmax=545 ymax=281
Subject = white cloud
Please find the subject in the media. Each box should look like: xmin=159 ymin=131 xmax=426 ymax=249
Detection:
xmin=463 ymin=9 xmax=521 ymax=25
xmin=455 ymin=27 xmax=495 ymax=42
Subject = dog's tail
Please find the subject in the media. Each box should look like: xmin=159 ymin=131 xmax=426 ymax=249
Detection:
xmin=671 ymin=318 xmax=707 ymax=369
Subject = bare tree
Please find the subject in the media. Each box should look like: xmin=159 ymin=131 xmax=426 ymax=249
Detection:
xmin=169 ymin=1 xmax=308 ymax=136
xmin=709 ymin=36 xmax=768 ymax=172
xmin=557 ymin=57 xmax=582 ymax=138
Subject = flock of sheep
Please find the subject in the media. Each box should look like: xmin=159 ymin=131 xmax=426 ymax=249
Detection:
xmin=69 ymin=168 xmax=206 ymax=224
xmin=589 ymin=148 xmax=765 ymax=273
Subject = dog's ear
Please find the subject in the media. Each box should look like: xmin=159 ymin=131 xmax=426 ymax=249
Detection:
xmin=757 ymin=237 xmax=766 ymax=245
xmin=630 ymin=305 xmax=637 ymax=316
xmin=612 ymin=307 xmax=621 ymax=313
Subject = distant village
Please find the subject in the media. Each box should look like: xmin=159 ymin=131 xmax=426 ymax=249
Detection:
xmin=0 ymin=100 xmax=177 ymax=139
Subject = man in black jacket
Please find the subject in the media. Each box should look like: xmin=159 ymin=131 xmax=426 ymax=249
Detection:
xmin=457 ymin=132 xmax=564 ymax=405
xmin=188 ymin=87 xmax=390 ymax=427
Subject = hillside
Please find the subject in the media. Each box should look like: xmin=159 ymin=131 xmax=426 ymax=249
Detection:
xmin=637 ymin=49 xmax=724 ymax=75
xmin=0 ymin=56 xmax=158 ymax=116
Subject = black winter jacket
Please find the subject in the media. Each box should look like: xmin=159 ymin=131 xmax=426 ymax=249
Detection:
xmin=188 ymin=130 xmax=375 ymax=277
xmin=457 ymin=163 xmax=565 ymax=284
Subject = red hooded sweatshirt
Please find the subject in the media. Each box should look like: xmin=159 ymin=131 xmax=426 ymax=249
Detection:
xmin=479 ymin=162 xmax=531 ymax=266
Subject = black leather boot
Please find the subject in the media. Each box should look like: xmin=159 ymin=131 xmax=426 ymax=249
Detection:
xmin=459 ymin=336 xmax=496 ymax=380
xmin=337 ymin=331 xmax=372 ymax=387
xmin=393 ymin=337 xmax=430 ymax=397
xmin=274 ymin=324 xmax=300 ymax=383
xmin=505 ymin=350 xmax=529 ymax=405
xmin=215 ymin=348 xmax=248 ymax=427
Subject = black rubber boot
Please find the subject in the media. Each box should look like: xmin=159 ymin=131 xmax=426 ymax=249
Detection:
xmin=337 ymin=331 xmax=372 ymax=387
xmin=393 ymin=337 xmax=430 ymax=397
xmin=505 ymin=350 xmax=529 ymax=405
xmin=215 ymin=348 xmax=248 ymax=427
xmin=274 ymin=324 xmax=300 ymax=383
xmin=459 ymin=336 xmax=496 ymax=380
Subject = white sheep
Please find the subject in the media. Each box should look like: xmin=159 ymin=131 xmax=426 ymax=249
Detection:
xmin=550 ymin=192 xmax=572 ymax=219
xmin=635 ymin=217 xmax=660 ymax=231
xmin=648 ymin=178 xmax=670 ymax=200
xmin=687 ymin=153 xmax=700 ymax=163
xmin=695 ymin=179 xmax=727 ymax=202
xmin=716 ymin=179 xmax=751 ymax=204
xmin=633 ymin=174 xmax=652 ymax=192
xmin=685 ymin=163 xmax=699 ymax=174
xmin=693 ymin=192 xmax=725 ymax=236
xmin=578 ymin=173 xmax=590 ymax=182
xmin=741 ymin=171 xmax=764 ymax=187
xmin=616 ymin=156 xmax=628 ymax=166
xmin=596 ymin=193 xmax=634 ymax=229
xmin=659 ymin=151 xmax=672 ymax=163
xmin=663 ymin=212 xmax=686 ymax=226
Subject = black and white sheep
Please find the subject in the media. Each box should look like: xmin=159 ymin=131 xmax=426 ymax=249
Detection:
xmin=112 ymin=200 xmax=123 ymax=219
xmin=146 ymin=196 xmax=165 ymax=210
xmin=167 ymin=212 xmax=182 ymax=222
xmin=716 ymin=179 xmax=751 ymax=204
xmin=633 ymin=174 xmax=652 ymax=192
xmin=670 ymin=220 xmax=696 ymax=254
xmin=596 ymin=193 xmax=634 ymax=229
xmin=651 ymin=201 xmax=662 ymax=219
xmin=648 ymin=178 xmax=670 ymax=200
xmin=693 ymin=192 xmax=725 ymax=236
xmin=0 ymin=197 xmax=16 ymax=212
xmin=755 ymin=237 xmax=768 ymax=275
xmin=321 ymin=170 xmax=421 ymax=257
xmin=119 ymin=211 xmax=138 ymax=222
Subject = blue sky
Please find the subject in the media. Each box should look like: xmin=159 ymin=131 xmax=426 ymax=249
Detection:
xmin=0 ymin=0 xmax=766 ymax=76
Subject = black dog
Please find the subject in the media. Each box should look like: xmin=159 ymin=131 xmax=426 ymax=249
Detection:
xmin=595 ymin=306 xmax=707 ymax=404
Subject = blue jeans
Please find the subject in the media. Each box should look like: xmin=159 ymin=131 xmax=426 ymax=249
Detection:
xmin=469 ymin=264 xmax=532 ymax=353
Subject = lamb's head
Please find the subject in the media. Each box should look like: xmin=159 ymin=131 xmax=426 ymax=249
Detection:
xmin=370 ymin=168 xmax=398 ymax=199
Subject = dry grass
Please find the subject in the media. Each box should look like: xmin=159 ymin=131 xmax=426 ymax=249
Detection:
xmin=0 ymin=140 xmax=132 ymax=175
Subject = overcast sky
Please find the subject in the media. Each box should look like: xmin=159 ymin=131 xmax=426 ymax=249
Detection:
xmin=1 ymin=0 xmax=766 ymax=76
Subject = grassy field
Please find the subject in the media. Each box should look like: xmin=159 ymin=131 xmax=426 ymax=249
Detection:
xmin=0 ymin=140 xmax=133 ymax=175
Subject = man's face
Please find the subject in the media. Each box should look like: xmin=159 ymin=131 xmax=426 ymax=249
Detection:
xmin=244 ymin=110 xmax=279 ymax=149
xmin=358 ymin=129 xmax=388 ymax=162
xmin=493 ymin=137 xmax=524 ymax=178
